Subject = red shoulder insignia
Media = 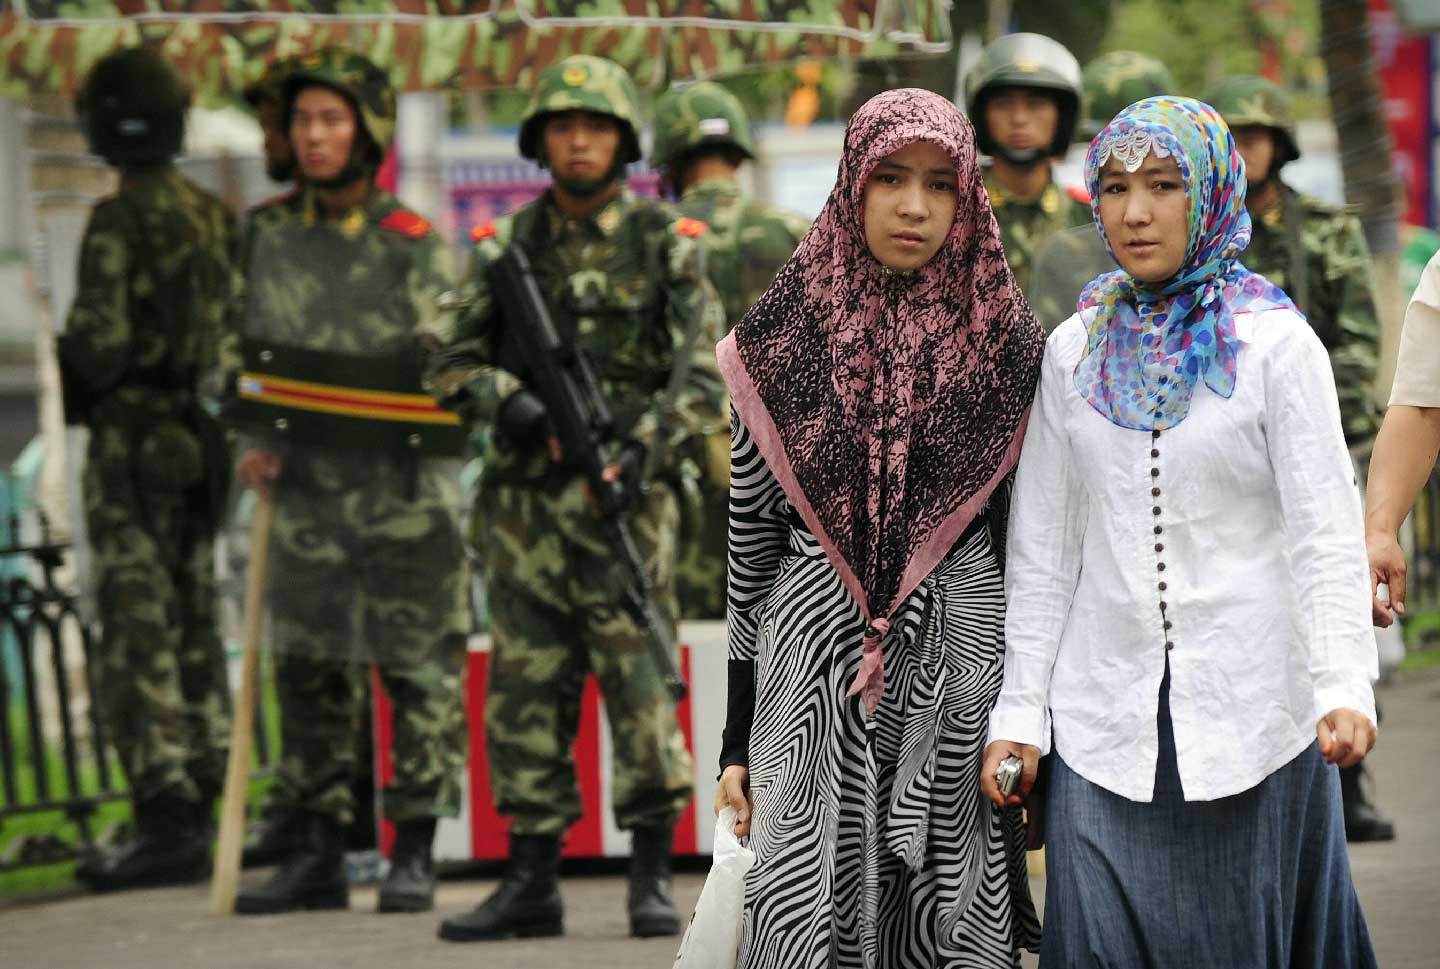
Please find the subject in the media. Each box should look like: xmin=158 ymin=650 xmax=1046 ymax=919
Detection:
xmin=470 ymin=223 xmax=497 ymax=243
xmin=380 ymin=209 xmax=433 ymax=239
xmin=1066 ymin=185 xmax=1091 ymax=205
xmin=674 ymin=217 xmax=708 ymax=238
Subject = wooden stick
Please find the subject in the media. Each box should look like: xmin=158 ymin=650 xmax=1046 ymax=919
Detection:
xmin=210 ymin=490 xmax=275 ymax=915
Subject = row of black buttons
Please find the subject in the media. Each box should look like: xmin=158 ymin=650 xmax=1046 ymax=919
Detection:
xmin=1152 ymin=428 xmax=1174 ymax=652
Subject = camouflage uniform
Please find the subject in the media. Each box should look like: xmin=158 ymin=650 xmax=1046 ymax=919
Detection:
xmin=1028 ymin=51 xmax=1179 ymax=330
xmin=984 ymin=171 xmax=1092 ymax=300
xmin=236 ymin=187 xmax=469 ymax=827
xmin=65 ymin=167 xmax=235 ymax=810
xmin=231 ymin=53 xmax=469 ymax=830
xmin=1208 ymin=76 xmax=1381 ymax=444
xmin=429 ymin=58 xmax=722 ymax=840
xmin=652 ymin=81 xmax=810 ymax=618
xmin=59 ymin=52 xmax=234 ymax=817
xmin=964 ymin=33 xmax=1091 ymax=301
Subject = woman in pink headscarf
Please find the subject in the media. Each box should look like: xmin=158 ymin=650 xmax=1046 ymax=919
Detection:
xmin=712 ymin=88 xmax=1044 ymax=967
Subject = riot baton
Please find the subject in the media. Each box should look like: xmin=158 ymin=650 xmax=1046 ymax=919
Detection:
xmin=210 ymin=490 xmax=275 ymax=914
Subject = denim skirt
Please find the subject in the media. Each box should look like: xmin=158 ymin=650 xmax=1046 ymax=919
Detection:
xmin=1039 ymin=670 xmax=1377 ymax=969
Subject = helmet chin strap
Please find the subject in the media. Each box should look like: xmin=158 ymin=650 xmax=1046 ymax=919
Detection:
xmin=551 ymin=154 xmax=628 ymax=197
xmin=993 ymin=144 xmax=1046 ymax=167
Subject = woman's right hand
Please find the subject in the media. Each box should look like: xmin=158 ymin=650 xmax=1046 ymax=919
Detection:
xmin=714 ymin=765 xmax=752 ymax=837
xmin=980 ymin=740 xmax=1042 ymax=809
xmin=235 ymin=448 xmax=283 ymax=499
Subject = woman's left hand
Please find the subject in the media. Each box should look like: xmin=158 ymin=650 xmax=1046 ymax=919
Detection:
xmin=1317 ymin=708 xmax=1378 ymax=767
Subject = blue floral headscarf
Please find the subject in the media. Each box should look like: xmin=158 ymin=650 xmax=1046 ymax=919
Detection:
xmin=1073 ymin=96 xmax=1296 ymax=430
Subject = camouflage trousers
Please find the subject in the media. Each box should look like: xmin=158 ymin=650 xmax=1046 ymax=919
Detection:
xmin=477 ymin=476 xmax=694 ymax=836
xmin=83 ymin=437 xmax=229 ymax=805
xmin=265 ymin=461 xmax=469 ymax=826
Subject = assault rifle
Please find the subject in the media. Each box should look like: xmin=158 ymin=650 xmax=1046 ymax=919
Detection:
xmin=489 ymin=244 xmax=687 ymax=703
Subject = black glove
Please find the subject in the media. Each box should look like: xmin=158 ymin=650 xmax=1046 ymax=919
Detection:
xmin=615 ymin=439 xmax=648 ymax=498
xmin=497 ymin=389 xmax=551 ymax=446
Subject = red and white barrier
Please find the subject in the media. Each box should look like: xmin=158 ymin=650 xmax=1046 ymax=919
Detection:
xmin=374 ymin=621 xmax=730 ymax=860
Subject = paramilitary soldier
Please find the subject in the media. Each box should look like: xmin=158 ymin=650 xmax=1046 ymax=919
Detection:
xmin=1028 ymin=50 xmax=1179 ymax=330
xmin=233 ymin=55 xmax=384 ymax=872
xmin=60 ymin=47 xmax=235 ymax=892
xmin=429 ymin=54 xmax=724 ymax=942
xmin=227 ymin=49 xmax=469 ymax=914
xmin=650 ymin=80 xmax=810 ymax=619
xmin=1209 ymin=74 xmax=1394 ymax=843
xmin=965 ymin=32 xmax=1091 ymax=301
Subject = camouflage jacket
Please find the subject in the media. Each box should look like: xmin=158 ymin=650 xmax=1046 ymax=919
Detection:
xmin=428 ymin=188 xmax=726 ymax=487
xmin=675 ymin=177 xmax=809 ymax=331
xmin=1027 ymin=224 xmax=1112 ymax=333
xmin=982 ymin=166 xmax=1092 ymax=301
xmin=60 ymin=165 xmax=235 ymax=427
xmin=229 ymin=185 xmax=457 ymax=482
xmin=1241 ymin=185 xmax=1380 ymax=443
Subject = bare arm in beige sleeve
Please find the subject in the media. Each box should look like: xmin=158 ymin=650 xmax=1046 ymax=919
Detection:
xmin=1366 ymin=250 xmax=1440 ymax=626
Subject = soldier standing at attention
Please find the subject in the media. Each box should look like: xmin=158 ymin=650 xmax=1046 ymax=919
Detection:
xmin=60 ymin=48 xmax=235 ymax=892
xmin=229 ymin=49 xmax=469 ymax=914
xmin=964 ymin=32 xmax=1091 ymax=301
xmin=1209 ymin=74 xmax=1393 ymax=843
xmin=650 ymin=80 xmax=809 ymax=620
xmin=429 ymin=54 xmax=723 ymax=943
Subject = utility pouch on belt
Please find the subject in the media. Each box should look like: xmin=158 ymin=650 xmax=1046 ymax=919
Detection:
xmin=223 ymin=336 xmax=465 ymax=457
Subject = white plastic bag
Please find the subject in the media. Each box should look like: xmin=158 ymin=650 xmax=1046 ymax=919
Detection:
xmin=672 ymin=807 xmax=756 ymax=969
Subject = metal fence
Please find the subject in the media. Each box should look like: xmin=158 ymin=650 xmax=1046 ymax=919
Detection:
xmin=0 ymin=513 xmax=274 ymax=874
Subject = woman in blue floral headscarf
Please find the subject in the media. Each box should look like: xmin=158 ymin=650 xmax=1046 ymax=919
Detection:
xmin=982 ymin=97 xmax=1380 ymax=967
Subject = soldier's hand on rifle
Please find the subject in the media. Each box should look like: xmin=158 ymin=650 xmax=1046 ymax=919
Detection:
xmin=579 ymin=442 xmax=646 ymax=513
xmin=236 ymin=448 xmax=283 ymax=500
xmin=498 ymin=389 xmax=553 ymax=445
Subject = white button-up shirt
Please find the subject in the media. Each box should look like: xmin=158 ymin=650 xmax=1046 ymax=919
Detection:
xmin=989 ymin=307 xmax=1378 ymax=803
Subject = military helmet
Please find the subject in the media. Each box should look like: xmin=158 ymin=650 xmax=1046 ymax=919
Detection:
xmin=1204 ymin=75 xmax=1300 ymax=167
xmin=518 ymin=55 xmax=643 ymax=165
xmin=282 ymin=48 xmax=396 ymax=157
xmin=650 ymin=82 xmax=757 ymax=171
xmin=1079 ymin=51 xmax=1177 ymax=142
xmin=964 ymin=32 xmax=1083 ymax=158
xmin=243 ymin=56 xmax=299 ymax=110
xmin=75 ymin=47 xmax=189 ymax=166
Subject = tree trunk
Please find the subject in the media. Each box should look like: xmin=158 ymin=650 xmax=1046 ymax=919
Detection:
xmin=1318 ymin=0 xmax=1404 ymax=401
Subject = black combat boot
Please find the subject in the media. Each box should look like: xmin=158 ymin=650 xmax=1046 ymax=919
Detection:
xmin=1340 ymin=763 xmax=1396 ymax=843
xmin=378 ymin=818 xmax=437 ymax=913
xmin=235 ymin=810 xmax=349 ymax=914
xmin=242 ymin=806 xmax=299 ymax=869
xmin=436 ymin=833 xmax=564 ymax=941
xmin=628 ymin=824 xmax=681 ymax=937
xmin=75 ymin=793 xmax=210 ymax=892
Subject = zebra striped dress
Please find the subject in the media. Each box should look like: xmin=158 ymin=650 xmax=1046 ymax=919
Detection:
xmin=727 ymin=417 xmax=1040 ymax=969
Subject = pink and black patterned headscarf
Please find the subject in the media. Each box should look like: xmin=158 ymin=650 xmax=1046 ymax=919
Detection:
xmin=717 ymin=88 xmax=1043 ymax=710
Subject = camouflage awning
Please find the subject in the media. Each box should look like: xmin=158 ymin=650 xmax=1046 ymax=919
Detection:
xmin=1 ymin=1 xmax=951 ymax=103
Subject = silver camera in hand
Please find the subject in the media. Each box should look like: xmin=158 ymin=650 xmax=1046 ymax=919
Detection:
xmin=995 ymin=755 xmax=1023 ymax=798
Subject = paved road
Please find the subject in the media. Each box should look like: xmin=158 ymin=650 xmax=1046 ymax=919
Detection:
xmin=3 ymin=667 xmax=1436 ymax=968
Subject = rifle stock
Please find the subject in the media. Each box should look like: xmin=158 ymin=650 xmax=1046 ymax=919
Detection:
xmin=489 ymin=245 xmax=687 ymax=703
